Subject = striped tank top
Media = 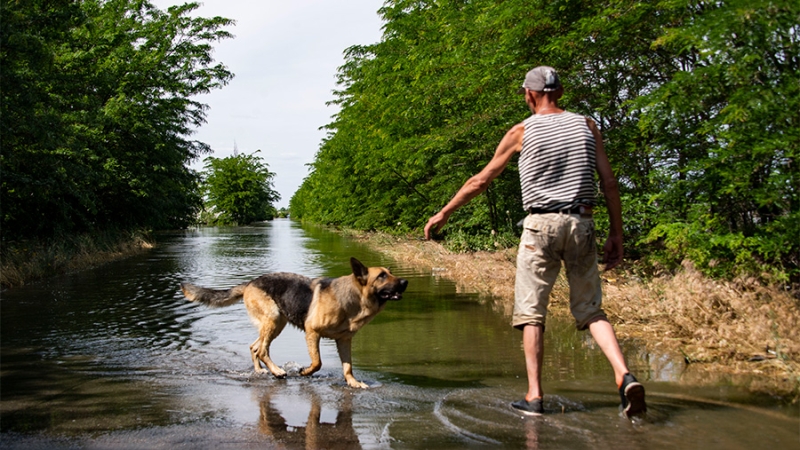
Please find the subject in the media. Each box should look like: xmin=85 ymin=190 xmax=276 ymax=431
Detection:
xmin=519 ymin=111 xmax=597 ymax=211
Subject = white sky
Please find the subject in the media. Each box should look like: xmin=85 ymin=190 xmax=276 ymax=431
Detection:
xmin=149 ymin=1 xmax=386 ymax=208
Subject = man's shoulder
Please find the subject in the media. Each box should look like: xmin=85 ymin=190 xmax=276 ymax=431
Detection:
xmin=503 ymin=122 xmax=526 ymax=149
xmin=563 ymin=110 xmax=588 ymax=120
xmin=510 ymin=122 xmax=526 ymax=133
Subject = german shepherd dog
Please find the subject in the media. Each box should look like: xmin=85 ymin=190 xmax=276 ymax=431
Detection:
xmin=180 ymin=258 xmax=408 ymax=388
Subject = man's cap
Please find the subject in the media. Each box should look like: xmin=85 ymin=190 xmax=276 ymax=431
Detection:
xmin=517 ymin=66 xmax=561 ymax=94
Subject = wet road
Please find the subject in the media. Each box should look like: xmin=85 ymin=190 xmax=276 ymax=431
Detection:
xmin=1 ymin=219 xmax=798 ymax=449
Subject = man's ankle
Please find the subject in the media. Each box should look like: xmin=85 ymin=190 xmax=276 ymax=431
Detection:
xmin=615 ymin=371 xmax=630 ymax=389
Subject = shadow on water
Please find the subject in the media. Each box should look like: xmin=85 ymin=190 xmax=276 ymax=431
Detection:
xmin=1 ymin=219 xmax=798 ymax=449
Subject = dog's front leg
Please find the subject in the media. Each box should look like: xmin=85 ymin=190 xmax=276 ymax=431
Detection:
xmin=336 ymin=337 xmax=368 ymax=389
xmin=305 ymin=394 xmax=322 ymax=449
xmin=300 ymin=330 xmax=322 ymax=376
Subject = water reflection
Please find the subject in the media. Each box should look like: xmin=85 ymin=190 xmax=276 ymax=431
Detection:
xmin=1 ymin=219 xmax=797 ymax=449
xmin=257 ymin=385 xmax=361 ymax=450
xmin=523 ymin=418 xmax=541 ymax=450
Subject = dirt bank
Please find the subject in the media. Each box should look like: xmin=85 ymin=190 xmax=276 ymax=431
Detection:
xmin=1 ymin=231 xmax=154 ymax=289
xmin=348 ymin=230 xmax=800 ymax=403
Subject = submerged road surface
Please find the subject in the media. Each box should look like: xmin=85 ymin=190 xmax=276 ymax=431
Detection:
xmin=2 ymin=219 xmax=797 ymax=449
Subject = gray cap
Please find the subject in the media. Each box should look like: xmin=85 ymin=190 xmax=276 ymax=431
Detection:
xmin=517 ymin=66 xmax=561 ymax=94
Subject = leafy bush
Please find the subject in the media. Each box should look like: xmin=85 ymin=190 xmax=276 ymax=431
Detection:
xmin=201 ymin=152 xmax=280 ymax=225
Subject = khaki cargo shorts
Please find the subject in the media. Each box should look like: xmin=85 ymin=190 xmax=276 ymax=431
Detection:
xmin=513 ymin=213 xmax=607 ymax=330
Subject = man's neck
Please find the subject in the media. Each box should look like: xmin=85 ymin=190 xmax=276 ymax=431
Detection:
xmin=535 ymin=106 xmax=563 ymax=115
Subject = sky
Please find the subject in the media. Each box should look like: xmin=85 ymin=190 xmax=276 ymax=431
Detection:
xmin=149 ymin=0 xmax=386 ymax=208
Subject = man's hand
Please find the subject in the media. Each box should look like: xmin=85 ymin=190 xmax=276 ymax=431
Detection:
xmin=424 ymin=212 xmax=449 ymax=240
xmin=602 ymin=235 xmax=623 ymax=271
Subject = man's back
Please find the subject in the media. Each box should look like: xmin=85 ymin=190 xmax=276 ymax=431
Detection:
xmin=519 ymin=111 xmax=597 ymax=212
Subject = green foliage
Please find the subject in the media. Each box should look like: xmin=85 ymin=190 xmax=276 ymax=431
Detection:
xmin=292 ymin=0 xmax=531 ymax=236
xmin=632 ymin=0 xmax=800 ymax=282
xmin=1 ymin=0 xmax=233 ymax=239
xmin=201 ymin=152 xmax=280 ymax=225
xmin=443 ymin=229 xmax=519 ymax=254
xmin=291 ymin=0 xmax=799 ymax=284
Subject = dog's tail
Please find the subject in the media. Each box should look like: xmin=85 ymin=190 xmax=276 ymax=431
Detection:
xmin=180 ymin=282 xmax=247 ymax=308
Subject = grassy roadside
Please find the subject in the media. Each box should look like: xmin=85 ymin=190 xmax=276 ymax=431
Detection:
xmin=1 ymin=229 xmax=154 ymax=289
xmin=345 ymin=229 xmax=800 ymax=403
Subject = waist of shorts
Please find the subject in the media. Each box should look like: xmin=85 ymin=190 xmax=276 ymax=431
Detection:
xmin=527 ymin=205 xmax=593 ymax=215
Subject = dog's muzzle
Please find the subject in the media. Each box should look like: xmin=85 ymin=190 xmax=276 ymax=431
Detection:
xmin=379 ymin=278 xmax=408 ymax=301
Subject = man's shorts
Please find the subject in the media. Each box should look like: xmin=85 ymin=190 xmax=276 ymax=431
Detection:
xmin=512 ymin=212 xmax=607 ymax=330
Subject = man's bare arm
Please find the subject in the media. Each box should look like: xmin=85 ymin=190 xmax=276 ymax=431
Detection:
xmin=424 ymin=123 xmax=524 ymax=239
xmin=587 ymin=118 xmax=624 ymax=270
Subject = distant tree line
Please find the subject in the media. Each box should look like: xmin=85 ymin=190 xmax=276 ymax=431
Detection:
xmin=1 ymin=0 xmax=235 ymax=239
xmin=290 ymin=0 xmax=799 ymax=284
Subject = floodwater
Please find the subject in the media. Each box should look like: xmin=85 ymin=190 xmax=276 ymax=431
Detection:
xmin=1 ymin=219 xmax=797 ymax=449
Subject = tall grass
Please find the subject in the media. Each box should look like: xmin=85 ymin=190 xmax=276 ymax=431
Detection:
xmin=603 ymin=261 xmax=800 ymax=399
xmin=1 ymin=229 xmax=154 ymax=288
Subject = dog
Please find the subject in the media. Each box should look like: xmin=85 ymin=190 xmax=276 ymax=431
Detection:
xmin=180 ymin=257 xmax=408 ymax=388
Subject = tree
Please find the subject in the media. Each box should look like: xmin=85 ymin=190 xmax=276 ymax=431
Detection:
xmin=201 ymin=152 xmax=280 ymax=225
xmin=633 ymin=0 xmax=800 ymax=280
xmin=291 ymin=0 xmax=799 ymax=283
xmin=1 ymin=0 xmax=233 ymax=239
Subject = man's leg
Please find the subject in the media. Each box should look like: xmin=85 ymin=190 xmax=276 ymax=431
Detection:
xmin=511 ymin=323 xmax=546 ymax=415
xmin=514 ymin=214 xmax=561 ymax=399
xmin=586 ymin=316 xmax=628 ymax=387
xmin=522 ymin=323 xmax=545 ymax=400
xmin=588 ymin=316 xmax=647 ymax=417
xmin=564 ymin=216 xmax=646 ymax=416
xmin=563 ymin=217 xmax=629 ymax=386
xmin=511 ymin=214 xmax=560 ymax=415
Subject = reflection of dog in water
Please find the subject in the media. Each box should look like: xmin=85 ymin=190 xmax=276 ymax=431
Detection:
xmin=258 ymin=388 xmax=360 ymax=450
xmin=180 ymin=257 xmax=408 ymax=388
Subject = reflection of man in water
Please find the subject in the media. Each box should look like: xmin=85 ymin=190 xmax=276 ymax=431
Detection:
xmin=424 ymin=66 xmax=646 ymax=418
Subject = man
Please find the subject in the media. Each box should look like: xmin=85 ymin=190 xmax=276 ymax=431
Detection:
xmin=424 ymin=66 xmax=646 ymax=418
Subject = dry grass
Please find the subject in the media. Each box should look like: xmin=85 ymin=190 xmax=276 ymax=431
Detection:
xmin=348 ymin=230 xmax=800 ymax=401
xmin=603 ymin=262 xmax=800 ymax=398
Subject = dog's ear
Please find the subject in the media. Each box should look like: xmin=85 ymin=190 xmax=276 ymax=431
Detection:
xmin=350 ymin=257 xmax=369 ymax=285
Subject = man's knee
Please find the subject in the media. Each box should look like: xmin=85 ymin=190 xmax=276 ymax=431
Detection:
xmin=515 ymin=322 xmax=545 ymax=333
xmin=576 ymin=313 xmax=608 ymax=330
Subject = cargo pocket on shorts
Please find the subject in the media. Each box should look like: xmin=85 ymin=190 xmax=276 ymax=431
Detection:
xmin=573 ymin=220 xmax=597 ymax=271
xmin=522 ymin=221 xmax=556 ymax=262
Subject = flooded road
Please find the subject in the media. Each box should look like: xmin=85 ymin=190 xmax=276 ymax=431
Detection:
xmin=1 ymin=219 xmax=798 ymax=449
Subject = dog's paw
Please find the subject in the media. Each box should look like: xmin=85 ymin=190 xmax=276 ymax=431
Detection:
xmin=299 ymin=365 xmax=321 ymax=377
xmin=347 ymin=379 xmax=369 ymax=389
xmin=272 ymin=371 xmax=287 ymax=379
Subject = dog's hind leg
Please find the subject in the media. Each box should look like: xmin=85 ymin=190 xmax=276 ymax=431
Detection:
xmin=300 ymin=330 xmax=322 ymax=377
xmin=252 ymin=316 xmax=288 ymax=378
xmin=244 ymin=287 xmax=289 ymax=378
xmin=249 ymin=336 xmax=268 ymax=374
